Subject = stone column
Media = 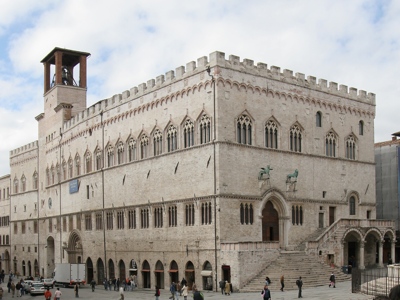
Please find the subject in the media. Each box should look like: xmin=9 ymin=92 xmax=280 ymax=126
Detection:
xmin=391 ymin=241 xmax=396 ymax=263
xmin=341 ymin=241 xmax=347 ymax=266
xmin=379 ymin=240 xmax=384 ymax=267
xmin=359 ymin=241 xmax=365 ymax=269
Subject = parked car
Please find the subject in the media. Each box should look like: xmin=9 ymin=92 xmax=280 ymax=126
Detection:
xmin=27 ymin=282 xmax=45 ymax=295
xmin=42 ymin=278 xmax=55 ymax=288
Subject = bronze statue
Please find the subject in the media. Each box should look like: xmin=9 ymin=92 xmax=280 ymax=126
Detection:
xmin=258 ymin=165 xmax=273 ymax=180
xmin=286 ymin=169 xmax=299 ymax=182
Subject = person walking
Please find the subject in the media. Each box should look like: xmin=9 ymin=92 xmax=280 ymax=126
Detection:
xmin=119 ymin=286 xmax=124 ymax=300
xmin=90 ymin=279 xmax=96 ymax=292
xmin=74 ymin=283 xmax=79 ymax=298
xmin=10 ymin=281 xmax=15 ymax=298
xmin=280 ymin=275 xmax=285 ymax=291
xmin=329 ymin=272 xmax=336 ymax=288
xmin=154 ymin=285 xmax=160 ymax=300
xmin=170 ymin=282 xmax=176 ymax=300
xmin=261 ymin=284 xmax=271 ymax=300
xmin=15 ymin=281 xmax=21 ymax=297
xmin=193 ymin=288 xmax=204 ymax=300
xmin=296 ymin=276 xmax=303 ymax=298
xmin=224 ymin=280 xmax=231 ymax=295
xmin=181 ymin=284 xmax=188 ymax=300
xmin=44 ymin=287 xmax=52 ymax=300
xmin=219 ymin=280 xmax=225 ymax=295
xmin=54 ymin=287 xmax=62 ymax=300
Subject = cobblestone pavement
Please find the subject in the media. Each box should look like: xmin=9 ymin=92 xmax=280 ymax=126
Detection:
xmin=0 ymin=280 xmax=377 ymax=300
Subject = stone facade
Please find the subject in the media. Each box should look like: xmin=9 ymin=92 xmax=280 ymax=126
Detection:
xmin=1 ymin=48 xmax=395 ymax=290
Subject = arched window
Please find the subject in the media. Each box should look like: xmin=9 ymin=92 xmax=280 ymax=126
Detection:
xmin=240 ymin=203 xmax=254 ymax=225
xmin=316 ymin=111 xmax=322 ymax=127
xmin=13 ymin=178 xmax=19 ymax=194
xmin=292 ymin=205 xmax=303 ymax=225
xmin=128 ymin=138 xmax=137 ymax=162
xmin=68 ymin=158 xmax=73 ymax=178
xmin=153 ymin=129 xmax=163 ymax=156
xmin=140 ymin=135 xmax=149 ymax=159
xmin=21 ymin=175 xmax=26 ymax=192
xmin=117 ymin=141 xmax=124 ymax=164
xmin=345 ymin=135 xmax=356 ymax=160
xmin=183 ymin=119 xmax=194 ymax=148
xmin=349 ymin=196 xmax=356 ymax=215
xmin=154 ymin=207 xmax=163 ymax=228
xmin=290 ymin=124 xmax=302 ymax=152
xmin=325 ymin=131 xmax=337 ymax=157
xmin=237 ymin=114 xmax=252 ymax=145
xmin=201 ymin=202 xmax=212 ymax=225
xmin=32 ymin=172 xmax=38 ymax=190
xmin=95 ymin=148 xmax=102 ymax=170
xmin=75 ymin=154 xmax=81 ymax=176
xmin=185 ymin=204 xmax=195 ymax=226
xmin=56 ymin=163 xmax=61 ymax=182
xmin=85 ymin=151 xmax=92 ymax=173
xmin=199 ymin=114 xmax=211 ymax=144
xmin=51 ymin=165 xmax=55 ymax=184
xmin=167 ymin=125 xmax=178 ymax=152
xmin=359 ymin=120 xmax=364 ymax=136
xmin=106 ymin=144 xmax=114 ymax=167
xmin=168 ymin=206 xmax=177 ymax=227
xmin=265 ymin=120 xmax=278 ymax=149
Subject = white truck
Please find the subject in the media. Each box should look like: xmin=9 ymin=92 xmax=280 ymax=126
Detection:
xmin=53 ymin=263 xmax=86 ymax=287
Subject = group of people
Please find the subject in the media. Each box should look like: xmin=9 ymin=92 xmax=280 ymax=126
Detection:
xmin=165 ymin=278 xmax=203 ymax=300
xmin=102 ymin=275 xmax=137 ymax=292
xmin=218 ymin=279 xmax=232 ymax=295
xmin=44 ymin=287 xmax=62 ymax=300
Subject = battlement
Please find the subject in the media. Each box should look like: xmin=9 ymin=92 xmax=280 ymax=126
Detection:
xmin=10 ymin=141 xmax=38 ymax=158
xmin=63 ymin=51 xmax=375 ymax=131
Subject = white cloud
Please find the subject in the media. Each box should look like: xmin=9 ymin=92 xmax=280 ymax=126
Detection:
xmin=0 ymin=0 xmax=400 ymax=175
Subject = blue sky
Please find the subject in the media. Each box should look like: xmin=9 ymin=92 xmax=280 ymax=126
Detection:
xmin=0 ymin=0 xmax=399 ymax=175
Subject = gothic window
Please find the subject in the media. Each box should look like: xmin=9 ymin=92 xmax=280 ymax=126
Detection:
xmin=62 ymin=160 xmax=67 ymax=179
xmin=154 ymin=207 xmax=163 ymax=228
xmin=291 ymin=205 xmax=303 ymax=225
xmin=153 ymin=129 xmax=163 ymax=156
xmin=183 ymin=119 xmax=194 ymax=148
xmin=48 ymin=218 xmax=53 ymax=233
xmin=62 ymin=217 xmax=66 ymax=232
xmin=185 ymin=204 xmax=195 ymax=226
xmin=68 ymin=158 xmax=73 ymax=178
xmin=21 ymin=175 xmax=26 ymax=192
xmin=128 ymin=138 xmax=137 ymax=162
xmin=51 ymin=165 xmax=55 ymax=185
xmin=106 ymin=144 xmax=114 ymax=167
xmin=69 ymin=215 xmax=73 ymax=232
xmin=32 ymin=172 xmax=38 ymax=190
xmin=22 ymin=221 xmax=26 ymax=234
xmin=75 ymin=154 xmax=81 ymax=176
xmin=200 ymin=114 xmax=211 ymax=144
xmin=85 ymin=151 xmax=92 ymax=173
xmin=106 ymin=212 xmax=113 ymax=230
xmin=325 ymin=131 xmax=337 ymax=157
xmin=56 ymin=163 xmax=61 ymax=182
xmin=240 ymin=203 xmax=254 ymax=225
xmin=128 ymin=209 xmax=136 ymax=229
xmin=290 ymin=124 xmax=302 ymax=152
xmin=237 ymin=114 xmax=252 ymax=145
xmin=95 ymin=213 xmax=103 ymax=230
xmin=13 ymin=178 xmax=19 ymax=194
xmin=349 ymin=196 xmax=356 ymax=215
xmin=345 ymin=135 xmax=356 ymax=160
xmin=140 ymin=135 xmax=149 ymax=159
xmin=167 ymin=125 xmax=178 ymax=152
xmin=359 ymin=120 xmax=364 ymax=136
xmin=117 ymin=211 xmax=124 ymax=229
xmin=117 ymin=141 xmax=124 ymax=165
xmin=201 ymin=202 xmax=212 ymax=225
xmin=76 ymin=214 xmax=81 ymax=230
xmin=265 ymin=120 xmax=278 ymax=149
xmin=85 ymin=214 xmax=92 ymax=231
xmin=141 ymin=208 xmax=149 ymax=228
xmin=316 ymin=111 xmax=322 ymax=127
xmin=33 ymin=220 xmax=38 ymax=233
xmin=95 ymin=148 xmax=102 ymax=170
xmin=169 ymin=205 xmax=177 ymax=227
xmin=46 ymin=168 xmax=50 ymax=186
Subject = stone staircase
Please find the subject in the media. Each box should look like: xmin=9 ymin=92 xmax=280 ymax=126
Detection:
xmin=241 ymin=251 xmax=351 ymax=292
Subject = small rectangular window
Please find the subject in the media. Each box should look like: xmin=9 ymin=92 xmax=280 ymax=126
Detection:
xmin=87 ymin=185 xmax=90 ymax=199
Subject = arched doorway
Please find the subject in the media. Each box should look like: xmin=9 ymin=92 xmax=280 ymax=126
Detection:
xmin=28 ymin=261 xmax=32 ymax=277
xmin=97 ymin=258 xmax=105 ymax=284
xmin=67 ymin=231 xmax=83 ymax=263
xmin=22 ymin=260 xmax=26 ymax=276
xmin=34 ymin=259 xmax=39 ymax=278
xmin=4 ymin=250 xmax=10 ymax=273
xmin=86 ymin=258 xmax=94 ymax=283
xmin=262 ymin=201 xmax=279 ymax=241
xmin=169 ymin=260 xmax=179 ymax=285
xmin=118 ymin=260 xmax=126 ymax=281
xmin=185 ymin=261 xmax=195 ymax=290
xmin=46 ymin=236 xmax=55 ymax=277
xmin=201 ymin=261 xmax=213 ymax=290
xmin=155 ymin=260 xmax=164 ymax=289
xmin=343 ymin=229 xmax=363 ymax=268
xmin=108 ymin=259 xmax=115 ymax=280
xmin=142 ymin=260 xmax=151 ymax=288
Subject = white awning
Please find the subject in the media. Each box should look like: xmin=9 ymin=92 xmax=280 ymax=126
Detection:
xmin=129 ymin=269 xmax=137 ymax=271
xmin=200 ymin=270 xmax=212 ymax=277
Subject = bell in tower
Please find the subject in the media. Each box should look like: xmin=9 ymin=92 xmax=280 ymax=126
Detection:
xmin=41 ymin=47 xmax=91 ymax=94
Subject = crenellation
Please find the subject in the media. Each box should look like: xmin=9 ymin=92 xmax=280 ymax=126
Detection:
xmin=122 ymin=90 xmax=130 ymax=99
xmin=349 ymin=87 xmax=357 ymax=97
xmin=283 ymin=69 xmax=294 ymax=78
xmin=307 ymin=76 xmax=317 ymax=86
xmin=130 ymin=86 xmax=138 ymax=96
xmin=257 ymin=62 xmax=268 ymax=70
xmin=186 ymin=61 xmax=196 ymax=72
xmin=228 ymin=54 xmax=240 ymax=66
xmin=339 ymin=85 xmax=348 ymax=93
xmin=209 ymin=51 xmax=226 ymax=66
xmin=329 ymin=82 xmax=338 ymax=92
xmin=296 ymin=72 xmax=305 ymax=81
xmin=175 ymin=66 xmax=185 ymax=79
xmin=318 ymin=79 xmax=328 ymax=89
xmin=243 ymin=58 xmax=254 ymax=68
xmin=270 ymin=66 xmax=280 ymax=78
xmin=112 ymin=94 xmax=122 ymax=103
xmin=197 ymin=56 xmax=208 ymax=67
xmin=138 ymin=83 xmax=147 ymax=94
xmin=359 ymin=90 xmax=367 ymax=99
xmin=156 ymin=75 xmax=165 ymax=86
xmin=147 ymin=79 xmax=155 ymax=89
xmin=368 ymin=93 xmax=376 ymax=104
xmin=10 ymin=141 xmax=38 ymax=158
xmin=165 ymin=70 xmax=175 ymax=81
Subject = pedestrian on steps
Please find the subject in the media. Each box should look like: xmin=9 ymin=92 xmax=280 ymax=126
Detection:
xmin=329 ymin=272 xmax=336 ymax=288
xmin=280 ymin=275 xmax=285 ymax=291
xmin=296 ymin=276 xmax=303 ymax=298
